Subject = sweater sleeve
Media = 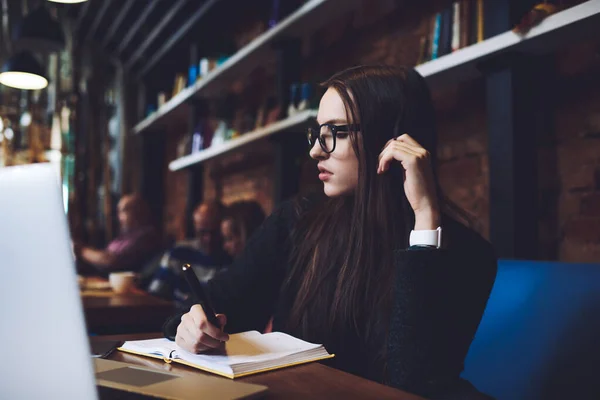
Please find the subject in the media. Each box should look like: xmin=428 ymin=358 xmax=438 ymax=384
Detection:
xmin=386 ymin=227 xmax=497 ymax=398
xmin=163 ymin=200 xmax=297 ymax=339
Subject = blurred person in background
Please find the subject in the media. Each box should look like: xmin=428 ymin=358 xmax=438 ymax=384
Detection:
xmin=75 ymin=194 xmax=160 ymax=276
xmin=221 ymin=200 xmax=266 ymax=259
xmin=146 ymin=201 xmax=231 ymax=307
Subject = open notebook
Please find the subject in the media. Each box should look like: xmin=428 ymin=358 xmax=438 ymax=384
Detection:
xmin=118 ymin=331 xmax=334 ymax=379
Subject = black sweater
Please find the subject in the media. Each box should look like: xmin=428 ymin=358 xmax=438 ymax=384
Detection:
xmin=164 ymin=198 xmax=497 ymax=399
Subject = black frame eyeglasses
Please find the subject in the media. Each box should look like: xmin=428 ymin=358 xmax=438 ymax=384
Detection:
xmin=307 ymin=123 xmax=361 ymax=154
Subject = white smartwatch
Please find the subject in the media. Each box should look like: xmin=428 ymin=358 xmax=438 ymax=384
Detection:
xmin=409 ymin=226 xmax=442 ymax=249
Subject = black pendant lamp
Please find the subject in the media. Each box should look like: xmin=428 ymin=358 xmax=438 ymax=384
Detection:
xmin=0 ymin=52 xmax=48 ymax=90
xmin=13 ymin=6 xmax=65 ymax=53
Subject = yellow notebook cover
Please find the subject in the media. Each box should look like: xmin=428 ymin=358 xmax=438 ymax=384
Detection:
xmin=118 ymin=331 xmax=335 ymax=379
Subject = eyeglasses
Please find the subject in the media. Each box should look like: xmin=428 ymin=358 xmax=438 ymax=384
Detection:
xmin=306 ymin=123 xmax=360 ymax=154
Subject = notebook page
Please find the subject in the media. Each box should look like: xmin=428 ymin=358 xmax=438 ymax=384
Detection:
xmin=233 ymin=347 xmax=330 ymax=374
xmin=178 ymin=331 xmax=323 ymax=368
xmin=248 ymin=332 xmax=322 ymax=354
xmin=121 ymin=338 xmax=176 ymax=358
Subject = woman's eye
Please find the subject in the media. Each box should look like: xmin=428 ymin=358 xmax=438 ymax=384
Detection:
xmin=336 ymin=133 xmax=349 ymax=139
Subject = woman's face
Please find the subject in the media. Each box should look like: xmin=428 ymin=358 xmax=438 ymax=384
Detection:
xmin=221 ymin=219 xmax=244 ymax=257
xmin=310 ymin=87 xmax=359 ymax=197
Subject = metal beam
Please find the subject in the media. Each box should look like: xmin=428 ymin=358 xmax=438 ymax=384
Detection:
xmin=484 ymin=0 xmax=542 ymax=259
xmin=117 ymin=0 xmax=160 ymax=55
xmin=72 ymin=0 xmax=90 ymax=32
xmin=101 ymin=0 xmax=134 ymax=47
xmin=137 ymin=0 xmax=219 ymax=78
xmin=1 ymin=0 xmax=10 ymax=55
xmin=185 ymin=100 xmax=208 ymax=237
xmin=124 ymin=0 xmax=188 ymax=70
xmin=86 ymin=0 xmax=112 ymax=43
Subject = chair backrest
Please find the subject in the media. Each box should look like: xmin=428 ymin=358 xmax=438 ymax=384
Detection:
xmin=461 ymin=259 xmax=600 ymax=400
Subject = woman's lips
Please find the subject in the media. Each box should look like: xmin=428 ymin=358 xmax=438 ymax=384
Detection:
xmin=319 ymin=171 xmax=332 ymax=181
xmin=318 ymin=165 xmax=333 ymax=181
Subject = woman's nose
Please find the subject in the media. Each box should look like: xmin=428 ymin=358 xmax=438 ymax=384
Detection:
xmin=309 ymin=141 xmax=327 ymax=160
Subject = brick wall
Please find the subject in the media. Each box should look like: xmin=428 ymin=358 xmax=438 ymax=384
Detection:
xmin=434 ymin=80 xmax=489 ymax=237
xmin=539 ymin=41 xmax=600 ymax=263
xmin=163 ymin=127 xmax=189 ymax=242
xmin=161 ymin=1 xmax=600 ymax=262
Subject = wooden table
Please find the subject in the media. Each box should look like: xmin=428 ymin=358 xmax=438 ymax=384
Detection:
xmin=82 ymin=278 xmax=174 ymax=335
xmin=94 ymin=333 xmax=425 ymax=399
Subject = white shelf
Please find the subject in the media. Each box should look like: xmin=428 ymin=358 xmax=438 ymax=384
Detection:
xmin=169 ymin=109 xmax=318 ymax=171
xmin=416 ymin=0 xmax=600 ymax=86
xmin=145 ymin=0 xmax=600 ymax=170
xmin=133 ymin=0 xmax=361 ymax=135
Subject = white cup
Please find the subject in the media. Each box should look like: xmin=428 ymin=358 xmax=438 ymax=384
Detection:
xmin=109 ymin=272 xmax=136 ymax=294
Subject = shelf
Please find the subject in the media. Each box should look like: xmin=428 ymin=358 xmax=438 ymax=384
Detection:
xmin=416 ymin=0 xmax=600 ymax=86
xmin=133 ymin=0 xmax=361 ymax=135
xmin=168 ymin=109 xmax=318 ymax=171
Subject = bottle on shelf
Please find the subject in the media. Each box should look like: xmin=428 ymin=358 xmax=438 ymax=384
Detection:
xmin=197 ymin=115 xmax=215 ymax=151
xmin=191 ymin=121 xmax=204 ymax=154
xmin=297 ymin=83 xmax=312 ymax=112
xmin=157 ymin=92 xmax=166 ymax=108
xmin=268 ymin=0 xmax=281 ymax=28
xmin=188 ymin=44 xmax=199 ymax=87
xmin=287 ymin=83 xmax=299 ymax=117
xmin=211 ymin=120 xmax=228 ymax=147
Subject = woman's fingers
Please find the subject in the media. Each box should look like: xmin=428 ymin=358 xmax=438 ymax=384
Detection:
xmin=177 ymin=318 xmax=223 ymax=353
xmin=377 ymin=142 xmax=426 ymax=174
xmin=395 ymin=133 xmax=423 ymax=148
xmin=381 ymin=134 xmax=423 ymax=152
xmin=196 ymin=330 xmax=226 ymax=350
xmin=175 ymin=307 xmax=230 ymax=354
xmin=176 ymin=322 xmax=203 ymax=353
xmin=189 ymin=305 xmax=229 ymax=342
xmin=381 ymin=135 xmax=427 ymax=157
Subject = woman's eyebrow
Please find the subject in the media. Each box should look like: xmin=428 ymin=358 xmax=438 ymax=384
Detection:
xmin=316 ymin=118 xmax=348 ymax=125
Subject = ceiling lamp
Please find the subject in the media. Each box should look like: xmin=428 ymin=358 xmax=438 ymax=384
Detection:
xmin=47 ymin=0 xmax=88 ymax=3
xmin=0 ymin=52 xmax=48 ymax=90
xmin=14 ymin=6 xmax=65 ymax=53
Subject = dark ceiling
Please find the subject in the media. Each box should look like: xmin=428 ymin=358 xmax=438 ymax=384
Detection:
xmin=63 ymin=0 xmax=274 ymax=82
xmin=0 ymin=0 xmax=305 ymax=119
xmin=0 ymin=0 xmax=277 ymax=82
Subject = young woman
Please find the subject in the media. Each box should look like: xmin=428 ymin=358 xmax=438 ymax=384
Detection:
xmin=164 ymin=66 xmax=497 ymax=399
xmin=220 ymin=200 xmax=266 ymax=258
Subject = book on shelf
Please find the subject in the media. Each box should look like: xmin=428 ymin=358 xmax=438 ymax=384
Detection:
xmin=476 ymin=0 xmax=484 ymax=42
xmin=451 ymin=1 xmax=461 ymax=52
xmin=439 ymin=6 xmax=453 ymax=56
xmin=469 ymin=0 xmax=479 ymax=46
xmin=417 ymin=35 xmax=430 ymax=65
xmin=420 ymin=0 xmax=486 ymax=65
xmin=431 ymin=13 xmax=442 ymax=60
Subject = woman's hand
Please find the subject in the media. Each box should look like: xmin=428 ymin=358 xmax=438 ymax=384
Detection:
xmin=175 ymin=305 xmax=229 ymax=353
xmin=377 ymin=134 xmax=440 ymax=230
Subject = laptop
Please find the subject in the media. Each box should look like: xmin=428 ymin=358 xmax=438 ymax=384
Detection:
xmin=0 ymin=164 xmax=267 ymax=399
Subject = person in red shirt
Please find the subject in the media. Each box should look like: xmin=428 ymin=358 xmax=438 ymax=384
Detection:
xmin=75 ymin=194 xmax=160 ymax=274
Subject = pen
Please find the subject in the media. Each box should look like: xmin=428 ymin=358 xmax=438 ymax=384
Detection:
xmin=181 ymin=263 xmax=220 ymax=327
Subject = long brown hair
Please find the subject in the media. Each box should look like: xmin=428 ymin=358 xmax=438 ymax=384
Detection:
xmin=283 ymin=65 xmax=442 ymax=372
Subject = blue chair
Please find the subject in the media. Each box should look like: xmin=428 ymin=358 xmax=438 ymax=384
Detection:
xmin=461 ymin=259 xmax=600 ymax=400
